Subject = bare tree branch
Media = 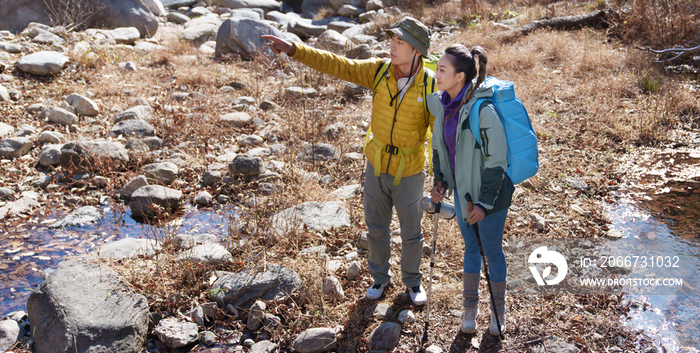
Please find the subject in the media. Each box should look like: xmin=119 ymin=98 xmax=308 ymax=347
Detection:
xmin=636 ymin=44 xmax=700 ymax=63
xmin=42 ymin=0 xmax=105 ymax=32
xmin=496 ymin=10 xmax=613 ymax=42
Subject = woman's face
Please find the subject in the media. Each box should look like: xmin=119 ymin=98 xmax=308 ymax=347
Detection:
xmin=436 ymin=54 xmax=465 ymax=94
xmin=389 ymin=36 xmax=418 ymax=67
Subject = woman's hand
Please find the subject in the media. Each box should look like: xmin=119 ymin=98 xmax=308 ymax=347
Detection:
xmin=261 ymin=35 xmax=295 ymax=55
xmin=468 ymin=206 xmax=485 ymax=224
xmin=430 ymin=185 xmax=445 ymax=203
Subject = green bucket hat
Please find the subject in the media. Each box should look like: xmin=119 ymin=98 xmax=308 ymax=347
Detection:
xmin=385 ymin=16 xmax=432 ymax=59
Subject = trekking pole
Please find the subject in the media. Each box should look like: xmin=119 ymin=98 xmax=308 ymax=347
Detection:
xmin=422 ymin=199 xmax=440 ymax=343
xmin=473 ymin=222 xmax=504 ymax=338
xmin=420 ymin=177 xmax=455 ymax=343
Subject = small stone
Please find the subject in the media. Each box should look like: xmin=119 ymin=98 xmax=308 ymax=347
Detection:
xmin=118 ymin=175 xmax=148 ymax=199
xmin=47 ymin=107 xmax=78 ymax=125
xmin=118 ymin=61 xmax=137 ymax=71
xmin=259 ymin=100 xmax=280 ymax=111
xmin=195 ymin=191 xmax=212 ymax=206
xmin=250 ymin=340 xmax=278 ymax=353
xmin=346 ymin=261 xmax=361 ymax=280
xmin=0 ymin=137 xmax=33 ymax=159
xmin=368 ymin=322 xmax=401 ymax=351
xmin=607 ymin=230 xmax=624 ymax=239
xmin=357 ymin=231 xmax=369 ymax=250
xmin=247 ymin=300 xmax=266 ymax=331
xmin=531 ymin=213 xmax=545 ymax=231
xmin=243 ymin=338 xmax=255 ymax=347
xmin=199 ymin=331 xmax=217 ymax=346
xmin=237 ymin=134 xmax=264 ymax=147
xmin=154 ymin=318 xmax=199 ymax=349
xmin=323 ymin=276 xmax=345 ymax=300
xmin=228 ymin=154 xmax=265 ymax=177
xmin=142 ymin=162 xmax=179 ymax=185
xmin=293 ymin=327 xmax=336 ymax=353
xmin=220 ymin=112 xmax=251 ymax=128
xmin=38 ymin=144 xmax=62 ymax=167
xmin=202 ymin=170 xmax=221 ymax=187
xmin=398 ymin=310 xmax=415 ymax=325
xmin=286 ymin=86 xmax=317 ymax=99
xmin=425 ymin=345 xmax=443 ymax=353
xmin=364 ymin=303 xmax=393 ymax=319
xmin=38 ymin=131 xmax=63 ymax=144
xmin=66 ymin=93 xmax=99 ymax=116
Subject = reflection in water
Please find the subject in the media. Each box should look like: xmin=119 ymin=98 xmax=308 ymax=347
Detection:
xmin=0 ymin=203 xmax=231 ymax=316
xmin=606 ymin=197 xmax=700 ymax=351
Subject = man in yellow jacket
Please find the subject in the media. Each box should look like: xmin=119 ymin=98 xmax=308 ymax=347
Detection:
xmin=263 ymin=16 xmax=434 ymax=305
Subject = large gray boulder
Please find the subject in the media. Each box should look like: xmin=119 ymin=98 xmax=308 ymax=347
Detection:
xmin=215 ymin=17 xmax=284 ymax=60
xmin=0 ymin=0 xmax=157 ymax=37
xmin=129 ymin=185 xmax=183 ymax=218
xmin=270 ymin=201 xmax=350 ymax=235
xmin=26 ymin=259 xmax=149 ymax=353
xmin=215 ymin=0 xmax=282 ymax=13
xmin=210 ymin=264 xmax=301 ymax=308
xmin=0 ymin=137 xmax=33 ymax=159
xmin=17 ymin=51 xmax=69 ymax=76
xmin=59 ymin=140 xmax=129 ymax=173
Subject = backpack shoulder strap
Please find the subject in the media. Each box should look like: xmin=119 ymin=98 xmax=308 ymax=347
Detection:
xmin=469 ymin=98 xmax=491 ymax=146
xmin=422 ymin=68 xmax=436 ymax=125
xmin=372 ymin=59 xmax=391 ymax=94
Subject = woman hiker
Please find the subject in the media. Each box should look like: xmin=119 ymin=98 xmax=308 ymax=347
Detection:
xmin=427 ymin=44 xmax=515 ymax=335
xmin=262 ymin=16 xmax=434 ymax=305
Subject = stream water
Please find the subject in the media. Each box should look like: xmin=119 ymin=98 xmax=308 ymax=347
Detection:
xmin=0 ymin=203 xmax=231 ymax=316
xmin=606 ymin=188 xmax=699 ymax=351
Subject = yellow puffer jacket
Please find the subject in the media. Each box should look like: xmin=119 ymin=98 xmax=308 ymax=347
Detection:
xmin=292 ymin=44 xmax=434 ymax=183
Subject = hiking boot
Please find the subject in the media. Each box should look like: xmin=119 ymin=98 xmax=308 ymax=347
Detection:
xmin=409 ymin=285 xmax=427 ymax=305
xmin=461 ymin=272 xmax=480 ymax=334
xmin=365 ymin=282 xmax=388 ymax=300
xmin=489 ymin=309 xmax=505 ymax=336
xmin=488 ymin=280 xmax=507 ymax=336
xmin=461 ymin=306 xmax=478 ymax=333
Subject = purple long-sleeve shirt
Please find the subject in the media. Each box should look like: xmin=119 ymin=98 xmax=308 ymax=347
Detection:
xmin=440 ymin=83 xmax=470 ymax=172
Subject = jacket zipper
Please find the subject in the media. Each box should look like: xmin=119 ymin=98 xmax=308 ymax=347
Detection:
xmin=385 ymin=77 xmax=417 ymax=175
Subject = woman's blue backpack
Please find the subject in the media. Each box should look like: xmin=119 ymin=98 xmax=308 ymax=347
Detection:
xmin=469 ymin=76 xmax=539 ymax=185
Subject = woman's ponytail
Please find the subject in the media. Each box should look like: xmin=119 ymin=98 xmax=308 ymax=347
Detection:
xmin=462 ymin=46 xmax=488 ymax=105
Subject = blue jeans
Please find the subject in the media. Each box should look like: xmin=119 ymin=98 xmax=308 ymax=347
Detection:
xmin=455 ymin=194 xmax=508 ymax=282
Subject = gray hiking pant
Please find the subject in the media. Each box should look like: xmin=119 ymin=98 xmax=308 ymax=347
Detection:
xmin=363 ymin=162 xmax=425 ymax=287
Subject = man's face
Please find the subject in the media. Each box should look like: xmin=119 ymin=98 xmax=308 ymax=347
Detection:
xmin=389 ymin=36 xmax=419 ymax=67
